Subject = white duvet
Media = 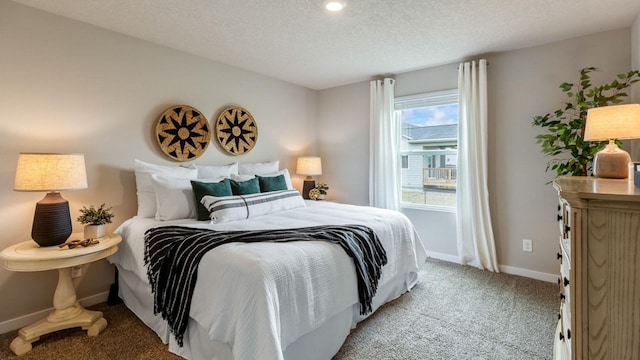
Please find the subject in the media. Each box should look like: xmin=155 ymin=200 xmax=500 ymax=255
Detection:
xmin=109 ymin=201 xmax=426 ymax=360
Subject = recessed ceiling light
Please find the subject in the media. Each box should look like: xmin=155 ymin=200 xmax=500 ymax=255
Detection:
xmin=324 ymin=1 xmax=346 ymax=12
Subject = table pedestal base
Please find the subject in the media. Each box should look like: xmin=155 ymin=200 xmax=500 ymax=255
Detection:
xmin=9 ymin=303 xmax=107 ymax=355
xmin=9 ymin=267 xmax=108 ymax=356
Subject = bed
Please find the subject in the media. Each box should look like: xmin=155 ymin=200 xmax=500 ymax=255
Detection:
xmin=107 ymin=160 xmax=427 ymax=360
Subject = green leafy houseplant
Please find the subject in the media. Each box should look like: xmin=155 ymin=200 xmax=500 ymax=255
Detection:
xmin=77 ymin=203 xmax=114 ymax=225
xmin=532 ymin=67 xmax=640 ymax=177
xmin=314 ymin=183 xmax=329 ymax=195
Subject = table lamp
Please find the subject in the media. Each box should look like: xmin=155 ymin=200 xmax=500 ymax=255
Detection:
xmin=296 ymin=156 xmax=322 ymax=199
xmin=584 ymin=104 xmax=640 ymax=179
xmin=14 ymin=153 xmax=88 ymax=246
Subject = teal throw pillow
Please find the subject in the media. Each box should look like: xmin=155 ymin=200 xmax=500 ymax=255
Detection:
xmin=191 ymin=178 xmax=233 ymax=221
xmin=230 ymin=177 xmax=261 ymax=195
xmin=258 ymin=174 xmax=288 ymax=192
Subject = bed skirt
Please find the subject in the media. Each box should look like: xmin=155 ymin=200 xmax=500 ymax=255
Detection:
xmin=116 ymin=264 xmax=420 ymax=360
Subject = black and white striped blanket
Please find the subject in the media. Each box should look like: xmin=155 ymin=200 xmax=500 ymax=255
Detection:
xmin=144 ymin=225 xmax=388 ymax=346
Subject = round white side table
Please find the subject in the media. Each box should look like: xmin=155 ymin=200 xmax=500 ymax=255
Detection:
xmin=0 ymin=233 xmax=122 ymax=356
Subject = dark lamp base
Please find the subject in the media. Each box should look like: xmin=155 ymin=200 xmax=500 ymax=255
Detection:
xmin=31 ymin=192 xmax=72 ymax=247
xmin=593 ymin=143 xmax=631 ymax=179
xmin=302 ymin=178 xmax=316 ymax=199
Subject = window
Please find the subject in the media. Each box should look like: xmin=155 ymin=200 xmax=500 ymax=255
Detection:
xmin=395 ymin=89 xmax=458 ymax=209
xmin=401 ymin=155 xmax=409 ymax=169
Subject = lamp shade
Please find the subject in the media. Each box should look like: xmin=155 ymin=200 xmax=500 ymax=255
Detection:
xmin=14 ymin=153 xmax=88 ymax=191
xmin=584 ymin=104 xmax=640 ymax=141
xmin=296 ymin=156 xmax=322 ymax=176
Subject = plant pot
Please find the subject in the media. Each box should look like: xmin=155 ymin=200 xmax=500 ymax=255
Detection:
xmin=84 ymin=224 xmax=105 ymax=239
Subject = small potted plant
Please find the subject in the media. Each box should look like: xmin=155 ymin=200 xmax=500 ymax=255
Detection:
xmin=314 ymin=183 xmax=329 ymax=200
xmin=77 ymin=203 xmax=114 ymax=239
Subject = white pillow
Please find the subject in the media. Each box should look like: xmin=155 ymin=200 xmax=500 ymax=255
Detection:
xmin=230 ymin=174 xmax=256 ymax=182
xmin=134 ymin=159 xmax=197 ymax=218
xmin=150 ymin=175 xmax=225 ymax=221
xmin=262 ymin=169 xmax=294 ymax=190
xmin=238 ymin=160 xmax=279 ymax=175
xmin=197 ymin=163 xmax=238 ymax=179
xmin=201 ymin=189 xmax=305 ymax=224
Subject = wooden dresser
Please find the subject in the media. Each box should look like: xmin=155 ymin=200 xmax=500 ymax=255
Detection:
xmin=553 ymin=176 xmax=640 ymax=360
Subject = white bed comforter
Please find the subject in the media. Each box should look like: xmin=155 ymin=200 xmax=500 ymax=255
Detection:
xmin=109 ymin=201 xmax=426 ymax=360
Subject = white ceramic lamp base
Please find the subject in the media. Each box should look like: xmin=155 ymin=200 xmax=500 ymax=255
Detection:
xmin=593 ymin=142 xmax=631 ymax=179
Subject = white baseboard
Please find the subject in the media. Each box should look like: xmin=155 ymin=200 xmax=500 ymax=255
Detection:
xmin=426 ymin=251 xmax=557 ymax=283
xmin=0 ymin=291 xmax=109 ymax=335
xmin=425 ymin=251 xmax=461 ymax=264
xmin=498 ymin=264 xmax=557 ymax=283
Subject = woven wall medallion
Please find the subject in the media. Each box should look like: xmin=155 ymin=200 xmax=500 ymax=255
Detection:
xmin=215 ymin=106 xmax=258 ymax=155
xmin=155 ymin=105 xmax=211 ymax=161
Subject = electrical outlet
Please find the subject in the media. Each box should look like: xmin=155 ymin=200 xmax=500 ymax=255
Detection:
xmin=71 ymin=265 xmax=83 ymax=278
xmin=523 ymin=239 xmax=533 ymax=252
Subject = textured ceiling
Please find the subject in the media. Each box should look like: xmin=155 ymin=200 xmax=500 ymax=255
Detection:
xmin=10 ymin=0 xmax=640 ymax=90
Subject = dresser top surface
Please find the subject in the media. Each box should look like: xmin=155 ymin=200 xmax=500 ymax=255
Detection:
xmin=553 ymin=176 xmax=640 ymax=202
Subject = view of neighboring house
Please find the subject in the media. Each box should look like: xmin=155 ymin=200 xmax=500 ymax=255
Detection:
xmin=400 ymin=121 xmax=458 ymax=207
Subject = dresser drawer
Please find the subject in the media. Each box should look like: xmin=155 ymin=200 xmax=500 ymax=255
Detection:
xmin=558 ymin=235 xmax=572 ymax=358
xmin=561 ymin=302 xmax=571 ymax=354
xmin=553 ymin=319 xmax=570 ymax=360
xmin=557 ymin=199 xmax=571 ymax=239
xmin=560 ymin=242 xmax=570 ymax=306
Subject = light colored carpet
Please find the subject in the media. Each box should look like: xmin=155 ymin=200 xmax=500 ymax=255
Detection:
xmin=334 ymin=259 xmax=557 ymax=359
xmin=0 ymin=259 xmax=557 ymax=359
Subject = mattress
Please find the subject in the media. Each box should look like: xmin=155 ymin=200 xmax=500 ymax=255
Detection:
xmin=109 ymin=200 xmax=426 ymax=359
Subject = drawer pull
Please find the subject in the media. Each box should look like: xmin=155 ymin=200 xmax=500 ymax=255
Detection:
xmin=557 ymin=214 xmax=563 ymax=221
xmin=560 ymin=293 xmax=565 ymax=301
xmin=557 ymin=277 xmax=561 ymax=285
xmin=558 ymin=204 xmax=561 ymax=211
xmin=557 ymin=313 xmax=561 ymax=320
xmin=563 ymin=277 xmax=570 ymax=286
xmin=559 ymin=332 xmax=564 ymax=341
xmin=565 ymin=225 xmax=571 ymax=233
xmin=567 ymin=329 xmax=571 ymax=340
xmin=557 ymin=252 xmax=562 ymax=260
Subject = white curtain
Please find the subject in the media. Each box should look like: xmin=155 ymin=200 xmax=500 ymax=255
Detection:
xmin=456 ymin=60 xmax=499 ymax=272
xmin=369 ymin=78 xmax=400 ymax=210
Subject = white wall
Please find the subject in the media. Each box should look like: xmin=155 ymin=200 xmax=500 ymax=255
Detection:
xmin=318 ymin=29 xmax=633 ymax=278
xmin=0 ymin=1 xmax=317 ymax=327
xmin=317 ymin=81 xmax=370 ymax=205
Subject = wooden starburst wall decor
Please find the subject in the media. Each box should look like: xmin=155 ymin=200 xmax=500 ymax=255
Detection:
xmin=215 ymin=106 xmax=258 ymax=155
xmin=155 ymin=105 xmax=211 ymax=161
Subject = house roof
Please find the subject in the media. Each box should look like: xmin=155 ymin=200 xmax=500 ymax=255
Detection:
xmin=10 ymin=0 xmax=640 ymax=90
xmin=403 ymin=124 xmax=458 ymax=141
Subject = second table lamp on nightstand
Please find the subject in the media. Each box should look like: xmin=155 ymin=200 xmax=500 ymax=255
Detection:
xmin=297 ymin=156 xmax=322 ymax=199
xmin=14 ymin=153 xmax=88 ymax=247
xmin=584 ymin=104 xmax=640 ymax=179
